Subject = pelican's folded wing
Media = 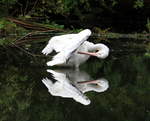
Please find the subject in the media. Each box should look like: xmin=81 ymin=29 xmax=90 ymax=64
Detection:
xmin=42 ymin=34 xmax=77 ymax=55
xmin=42 ymin=78 xmax=53 ymax=92
xmin=47 ymin=34 xmax=87 ymax=66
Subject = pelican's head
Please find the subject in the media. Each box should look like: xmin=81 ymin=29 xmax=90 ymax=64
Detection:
xmin=95 ymin=45 xmax=109 ymax=59
xmin=79 ymin=29 xmax=91 ymax=37
xmin=77 ymin=78 xmax=109 ymax=93
xmin=78 ymin=43 xmax=109 ymax=59
xmin=93 ymin=78 xmax=109 ymax=92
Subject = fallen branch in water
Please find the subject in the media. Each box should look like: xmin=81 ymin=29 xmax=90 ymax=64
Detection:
xmin=6 ymin=17 xmax=69 ymax=45
xmin=14 ymin=30 xmax=55 ymax=44
xmin=11 ymin=42 xmax=37 ymax=57
xmin=7 ymin=17 xmax=66 ymax=32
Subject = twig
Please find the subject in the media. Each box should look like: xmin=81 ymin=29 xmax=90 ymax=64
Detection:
xmin=28 ymin=0 xmax=39 ymax=15
xmin=11 ymin=42 xmax=35 ymax=56
xmin=16 ymin=2 xmax=23 ymax=16
xmin=14 ymin=30 xmax=54 ymax=43
xmin=7 ymin=17 xmax=66 ymax=32
xmin=24 ymin=0 xmax=29 ymax=15
xmin=15 ymin=36 xmax=48 ymax=45
xmin=11 ymin=42 xmax=54 ymax=57
xmin=15 ymin=31 xmax=34 ymax=42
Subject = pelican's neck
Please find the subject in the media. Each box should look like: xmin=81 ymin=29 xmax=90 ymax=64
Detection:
xmin=90 ymin=43 xmax=108 ymax=51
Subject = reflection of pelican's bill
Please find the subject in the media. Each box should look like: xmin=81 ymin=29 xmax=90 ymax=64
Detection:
xmin=42 ymin=77 xmax=91 ymax=105
xmin=77 ymin=80 xmax=100 ymax=84
xmin=77 ymin=78 xmax=109 ymax=93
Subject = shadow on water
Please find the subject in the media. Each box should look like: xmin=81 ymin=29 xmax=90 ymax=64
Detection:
xmin=0 ymin=41 xmax=150 ymax=121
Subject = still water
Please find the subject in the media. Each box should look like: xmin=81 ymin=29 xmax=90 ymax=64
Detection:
xmin=0 ymin=42 xmax=150 ymax=121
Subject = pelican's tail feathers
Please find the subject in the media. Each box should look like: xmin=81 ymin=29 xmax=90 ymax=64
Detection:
xmin=42 ymin=78 xmax=53 ymax=89
xmin=47 ymin=59 xmax=64 ymax=66
xmin=42 ymin=43 xmax=53 ymax=55
xmin=47 ymin=52 xmax=66 ymax=66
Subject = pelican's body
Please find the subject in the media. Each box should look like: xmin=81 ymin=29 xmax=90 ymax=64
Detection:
xmin=42 ymin=29 xmax=109 ymax=68
xmin=66 ymin=41 xmax=109 ymax=67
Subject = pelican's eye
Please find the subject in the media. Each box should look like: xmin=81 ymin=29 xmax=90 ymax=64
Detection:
xmin=95 ymin=50 xmax=99 ymax=52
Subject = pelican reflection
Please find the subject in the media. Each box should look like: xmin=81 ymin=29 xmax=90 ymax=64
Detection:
xmin=42 ymin=69 xmax=109 ymax=105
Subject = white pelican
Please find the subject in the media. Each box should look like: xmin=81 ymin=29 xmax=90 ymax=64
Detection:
xmin=42 ymin=69 xmax=109 ymax=105
xmin=42 ymin=29 xmax=109 ymax=68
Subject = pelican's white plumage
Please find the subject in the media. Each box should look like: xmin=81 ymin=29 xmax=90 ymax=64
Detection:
xmin=42 ymin=69 xmax=91 ymax=105
xmin=42 ymin=69 xmax=109 ymax=105
xmin=42 ymin=29 xmax=109 ymax=67
xmin=61 ymin=69 xmax=109 ymax=93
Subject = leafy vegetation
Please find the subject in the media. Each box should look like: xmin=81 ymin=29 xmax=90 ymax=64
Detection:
xmin=0 ymin=18 xmax=30 ymax=46
xmin=133 ymin=0 xmax=144 ymax=9
xmin=0 ymin=0 xmax=149 ymax=31
xmin=0 ymin=0 xmax=150 ymax=46
xmin=146 ymin=18 xmax=150 ymax=33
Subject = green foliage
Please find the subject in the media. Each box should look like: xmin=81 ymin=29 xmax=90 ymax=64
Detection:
xmin=63 ymin=0 xmax=78 ymax=12
xmin=43 ymin=21 xmax=64 ymax=29
xmin=0 ymin=0 xmax=17 ymax=4
xmin=111 ymin=0 xmax=118 ymax=7
xmin=0 ymin=38 xmax=13 ymax=46
xmin=0 ymin=18 xmax=30 ymax=46
xmin=0 ymin=18 xmax=16 ymax=29
xmin=0 ymin=0 xmax=17 ymax=17
xmin=0 ymin=18 xmax=16 ymax=45
xmin=146 ymin=18 xmax=150 ymax=33
xmin=145 ymin=53 xmax=150 ymax=58
xmin=31 ymin=0 xmax=65 ymax=16
xmin=145 ymin=43 xmax=150 ymax=58
xmin=0 ymin=0 xmax=149 ymax=33
xmin=133 ymin=0 xmax=144 ymax=9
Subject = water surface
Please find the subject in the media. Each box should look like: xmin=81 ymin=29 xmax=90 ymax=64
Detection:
xmin=0 ymin=42 xmax=150 ymax=121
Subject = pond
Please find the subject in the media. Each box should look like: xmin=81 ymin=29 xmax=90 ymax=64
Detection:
xmin=0 ymin=40 xmax=150 ymax=121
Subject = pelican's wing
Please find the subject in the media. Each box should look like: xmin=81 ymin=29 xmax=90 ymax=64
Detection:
xmin=42 ymin=70 xmax=68 ymax=96
xmin=42 ymin=34 xmax=77 ymax=55
xmin=42 ymin=78 xmax=64 ymax=96
xmin=47 ymin=69 xmax=67 ymax=82
xmin=47 ymin=34 xmax=87 ymax=66
xmin=50 ymin=34 xmax=79 ymax=52
xmin=42 ymin=78 xmax=53 ymax=91
xmin=45 ymin=69 xmax=91 ymax=105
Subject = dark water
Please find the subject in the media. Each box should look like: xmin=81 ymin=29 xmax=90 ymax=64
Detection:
xmin=0 ymin=43 xmax=150 ymax=121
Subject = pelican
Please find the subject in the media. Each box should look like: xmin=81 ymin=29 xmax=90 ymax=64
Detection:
xmin=42 ymin=29 xmax=109 ymax=68
xmin=42 ymin=69 xmax=109 ymax=105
